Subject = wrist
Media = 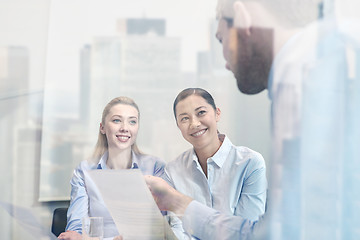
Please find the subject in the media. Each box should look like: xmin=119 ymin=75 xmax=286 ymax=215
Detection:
xmin=170 ymin=189 xmax=193 ymax=215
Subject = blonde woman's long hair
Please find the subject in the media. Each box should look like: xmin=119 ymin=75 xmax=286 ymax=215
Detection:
xmin=90 ymin=96 xmax=142 ymax=163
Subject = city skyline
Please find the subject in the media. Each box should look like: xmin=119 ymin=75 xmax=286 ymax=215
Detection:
xmin=39 ymin=15 xmax=235 ymax=200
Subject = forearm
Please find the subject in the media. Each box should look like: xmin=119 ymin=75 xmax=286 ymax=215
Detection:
xmin=167 ymin=189 xmax=193 ymax=215
xmin=66 ymin=168 xmax=89 ymax=232
xmin=182 ymin=201 xmax=257 ymax=240
xmin=237 ymin=161 xmax=268 ymax=220
xmin=145 ymin=175 xmax=192 ymax=214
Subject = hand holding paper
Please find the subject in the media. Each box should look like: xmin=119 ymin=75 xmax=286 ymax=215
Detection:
xmin=144 ymin=175 xmax=193 ymax=215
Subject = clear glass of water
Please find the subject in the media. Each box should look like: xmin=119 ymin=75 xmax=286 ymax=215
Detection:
xmin=82 ymin=216 xmax=104 ymax=240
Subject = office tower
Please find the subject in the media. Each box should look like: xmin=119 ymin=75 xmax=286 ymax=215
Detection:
xmin=39 ymin=45 xmax=93 ymax=201
xmin=0 ymin=47 xmax=30 ymax=162
xmin=117 ymin=18 xmax=166 ymax=36
xmin=0 ymin=46 xmax=32 ymax=239
xmin=126 ymin=18 xmax=166 ymax=36
xmin=0 ymin=46 xmax=29 ymax=95
xmin=0 ymin=46 xmax=30 ymax=188
xmin=79 ymin=18 xmax=184 ymax=162
xmin=89 ymin=25 xmax=181 ymax=132
xmin=209 ymin=19 xmax=226 ymax=71
xmin=121 ymin=34 xmax=180 ymax=86
xmin=79 ymin=45 xmax=91 ymax=124
xmin=197 ymin=51 xmax=212 ymax=80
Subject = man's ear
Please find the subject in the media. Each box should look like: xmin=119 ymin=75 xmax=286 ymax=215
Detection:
xmin=233 ymin=1 xmax=252 ymax=35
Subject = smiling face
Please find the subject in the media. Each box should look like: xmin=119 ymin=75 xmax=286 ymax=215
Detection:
xmin=100 ymin=103 xmax=139 ymax=152
xmin=175 ymin=95 xmax=221 ymax=152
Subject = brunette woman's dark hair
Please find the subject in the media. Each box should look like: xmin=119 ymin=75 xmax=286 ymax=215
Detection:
xmin=173 ymin=88 xmax=217 ymax=120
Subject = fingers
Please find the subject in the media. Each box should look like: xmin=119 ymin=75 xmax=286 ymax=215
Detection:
xmin=144 ymin=175 xmax=154 ymax=183
xmin=144 ymin=175 xmax=165 ymax=186
xmin=57 ymin=232 xmax=66 ymax=239
xmin=144 ymin=175 xmax=153 ymax=190
xmin=144 ymin=175 xmax=160 ymax=192
xmin=57 ymin=230 xmax=81 ymax=240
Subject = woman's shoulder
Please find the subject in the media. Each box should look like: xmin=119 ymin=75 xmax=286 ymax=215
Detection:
xmin=223 ymin=135 xmax=264 ymax=162
xmin=234 ymin=145 xmax=266 ymax=168
xmin=75 ymin=159 xmax=99 ymax=172
xmin=70 ymin=159 xmax=98 ymax=184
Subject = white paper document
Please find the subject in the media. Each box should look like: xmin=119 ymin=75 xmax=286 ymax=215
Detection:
xmin=86 ymin=169 xmax=177 ymax=240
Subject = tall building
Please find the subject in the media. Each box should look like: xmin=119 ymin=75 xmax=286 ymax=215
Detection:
xmin=117 ymin=18 xmax=166 ymax=36
xmin=209 ymin=19 xmax=226 ymax=71
xmin=197 ymin=51 xmax=212 ymax=80
xmin=0 ymin=46 xmax=29 ymax=99
xmin=88 ymin=19 xmax=181 ymax=139
xmin=79 ymin=45 xmax=91 ymax=124
xmin=126 ymin=18 xmax=166 ymax=36
xmin=0 ymin=46 xmax=33 ymax=238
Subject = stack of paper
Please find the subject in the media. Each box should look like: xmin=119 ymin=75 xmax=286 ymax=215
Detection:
xmin=87 ymin=169 xmax=177 ymax=240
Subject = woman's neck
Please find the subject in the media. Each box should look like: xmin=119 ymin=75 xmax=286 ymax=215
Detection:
xmin=106 ymin=147 xmax=132 ymax=170
xmin=195 ymin=138 xmax=222 ymax=177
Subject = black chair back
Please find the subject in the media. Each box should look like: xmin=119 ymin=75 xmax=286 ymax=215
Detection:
xmin=51 ymin=207 xmax=68 ymax=237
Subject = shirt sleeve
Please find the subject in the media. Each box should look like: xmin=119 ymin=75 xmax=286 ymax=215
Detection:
xmin=166 ymin=212 xmax=192 ymax=240
xmin=153 ymin=159 xmax=166 ymax=177
xmin=65 ymin=163 xmax=89 ymax=233
xmin=182 ymin=201 xmax=257 ymax=240
xmin=236 ymin=154 xmax=267 ymax=221
xmin=162 ymin=166 xmax=194 ymax=239
xmin=161 ymin=168 xmax=175 ymax=187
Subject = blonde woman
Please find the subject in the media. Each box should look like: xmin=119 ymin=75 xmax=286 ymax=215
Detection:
xmin=58 ymin=97 xmax=165 ymax=240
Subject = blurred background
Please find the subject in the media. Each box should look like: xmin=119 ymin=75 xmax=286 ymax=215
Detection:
xmin=0 ymin=0 xmax=271 ymax=239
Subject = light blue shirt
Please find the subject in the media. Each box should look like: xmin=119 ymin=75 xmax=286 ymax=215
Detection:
xmin=266 ymin=17 xmax=360 ymax=239
xmin=164 ymin=134 xmax=267 ymax=239
xmin=182 ymin=201 xmax=259 ymax=240
xmin=65 ymin=151 xmax=165 ymax=238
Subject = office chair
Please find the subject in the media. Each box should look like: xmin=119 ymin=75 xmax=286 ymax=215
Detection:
xmin=51 ymin=207 xmax=68 ymax=237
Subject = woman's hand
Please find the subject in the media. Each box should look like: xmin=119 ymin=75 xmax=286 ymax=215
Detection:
xmin=57 ymin=230 xmax=82 ymax=240
xmin=144 ymin=175 xmax=193 ymax=214
xmin=113 ymin=236 xmax=123 ymax=240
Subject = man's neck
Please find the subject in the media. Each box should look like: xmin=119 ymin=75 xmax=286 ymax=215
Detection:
xmin=273 ymin=27 xmax=301 ymax=58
